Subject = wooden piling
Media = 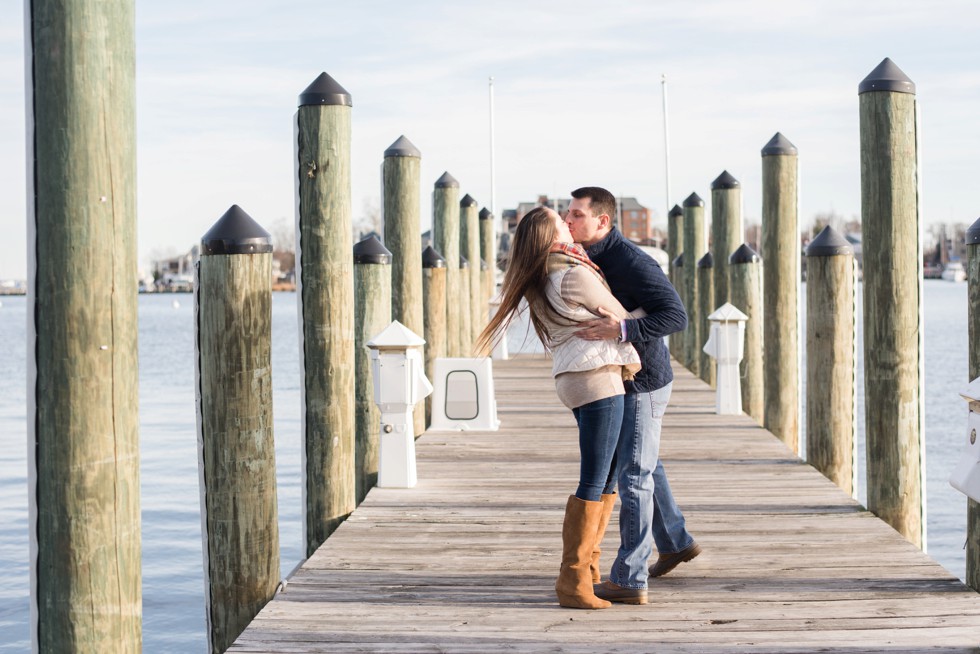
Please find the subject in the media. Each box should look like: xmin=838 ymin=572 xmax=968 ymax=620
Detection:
xmin=353 ymin=236 xmax=392 ymax=504
xmin=711 ymin=171 xmax=742 ymax=309
xmin=422 ymin=246 xmax=447 ymax=426
xmin=667 ymin=204 xmax=684 ymax=278
xmin=730 ymin=244 xmax=764 ymax=424
xmin=697 ymin=253 xmax=716 ymax=387
xmin=459 ymin=256 xmax=473 ymax=353
xmin=761 ymin=133 xmax=801 ymax=455
xmin=295 ymin=73 xmax=356 ymax=556
xmin=670 ymin=253 xmax=685 ymax=361
xmin=859 ymin=58 xmax=924 ymax=547
xmin=683 ymin=193 xmax=706 ymax=374
xmin=461 ymin=194 xmax=482 ymax=350
xmin=26 ymin=0 xmax=141 ymax=648
xmin=197 ymin=206 xmax=279 ymax=654
xmin=804 ymin=226 xmax=856 ymax=496
xmin=382 ymin=136 xmax=425 ymax=437
xmin=964 ymin=217 xmax=980 ymax=590
xmin=433 ymin=173 xmax=461 ymax=356
xmin=480 ymin=207 xmax=497 ymax=316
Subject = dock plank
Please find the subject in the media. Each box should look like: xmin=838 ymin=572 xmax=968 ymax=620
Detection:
xmin=232 ymin=356 xmax=980 ymax=652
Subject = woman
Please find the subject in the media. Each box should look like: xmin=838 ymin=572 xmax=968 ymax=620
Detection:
xmin=477 ymin=206 xmax=641 ymax=610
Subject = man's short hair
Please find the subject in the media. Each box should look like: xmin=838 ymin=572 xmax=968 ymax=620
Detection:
xmin=571 ymin=186 xmax=617 ymax=221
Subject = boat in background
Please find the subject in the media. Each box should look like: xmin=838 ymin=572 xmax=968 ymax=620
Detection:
xmin=941 ymin=260 xmax=966 ymax=282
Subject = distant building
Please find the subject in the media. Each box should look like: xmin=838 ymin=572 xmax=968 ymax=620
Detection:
xmin=508 ymin=195 xmax=660 ymax=246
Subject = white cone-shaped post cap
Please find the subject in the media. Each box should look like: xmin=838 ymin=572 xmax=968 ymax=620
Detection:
xmin=367 ymin=320 xmax=426 ymax=350
xmin=960 ymin=377 xmax=980 ymax=403
xmin=708 ymin=302 xmax=749 ymax=323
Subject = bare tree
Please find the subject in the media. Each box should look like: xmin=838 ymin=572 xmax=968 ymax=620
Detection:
xmin=353 ymin=196 xmax=382 ymax=242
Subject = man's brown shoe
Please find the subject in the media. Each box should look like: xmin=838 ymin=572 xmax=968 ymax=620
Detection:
xmin=648 ymin=542 xmax=702 ymax=578
xmin=592 ymin=580 xmax=648 ymax=605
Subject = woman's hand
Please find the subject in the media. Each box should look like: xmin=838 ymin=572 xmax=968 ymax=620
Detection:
xmin=576 ymin=306 xmax=622 ymax=341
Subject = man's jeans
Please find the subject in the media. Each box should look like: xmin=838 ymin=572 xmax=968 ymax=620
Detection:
xmin=571 ymin=395 xmax=624 ymax=502
xmin=609 ymin=383 xmax=691 ymax=588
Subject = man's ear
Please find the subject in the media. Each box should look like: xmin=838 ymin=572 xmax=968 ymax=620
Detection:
xmin=598 ymin=213 xmax=611 ymax=229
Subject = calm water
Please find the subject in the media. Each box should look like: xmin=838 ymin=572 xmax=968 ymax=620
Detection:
xmin=0 ymin=282 xmax=972 ymax=651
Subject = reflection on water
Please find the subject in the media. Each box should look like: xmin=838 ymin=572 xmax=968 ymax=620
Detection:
xmin=0 ymin=281 xmax=971 ymax=650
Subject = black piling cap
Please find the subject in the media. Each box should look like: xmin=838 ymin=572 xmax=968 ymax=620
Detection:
xmin=460 ymin=194 xmax=478 ymax=208
xmin=201 ymin=205 xmax=273 ymax=255
xmin=697 ymin=252 xmax=714 ymax=268
xmin=729 ymin=243 xmax=761 ymax=265
xmin=669 ymin=205 xmax=683 ymax=218
xmin=673 ymin=252 xmax=684 ymax=268
xmin=859 ymin=58 xmax=915 ymax=95
xmin=298 ymin=72 xmax=352 ymax=107
xmin=353 ymin=234 xmax=392 ymax=265
xmin=683 ymin=192 xmax=704 ymax=208
xmin=805 ymin=225 xmax=853 ymax=257
xmin=459 ymin=255 xmax=469 ymax=269
xmin=479 ymin=207 xmax=493 ymax=220
xmin=711 ymin=171 xmax=740 ymax=190
xmin=966 ymin=218 xmax=980 ymax=245
xmin=422 ymin=245 xmax=446 ymax=268
xmin=384 ymin=135 xmax=421 ymax=158
xmin=435 ymin=172 xmax=459 ymax=189
xmin=762 ymin=132 xmax=798 ymax=156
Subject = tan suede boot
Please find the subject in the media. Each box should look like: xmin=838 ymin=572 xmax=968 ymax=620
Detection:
xmin=590 ymin=493 xmax=617 ymax=583
xmin=555 ymin=495 xmax=612 ymax=609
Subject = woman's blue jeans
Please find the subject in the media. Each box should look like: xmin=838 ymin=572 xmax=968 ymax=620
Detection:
xmin=571 ymin=394 xmax=624 ymax=502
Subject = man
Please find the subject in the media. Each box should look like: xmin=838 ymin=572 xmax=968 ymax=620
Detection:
xmin=565 ymin=186 xmax=700 ymax=604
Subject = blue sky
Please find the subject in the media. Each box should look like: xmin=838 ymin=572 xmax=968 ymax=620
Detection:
xmin=2 ymin=0 xmax=979 ymax=279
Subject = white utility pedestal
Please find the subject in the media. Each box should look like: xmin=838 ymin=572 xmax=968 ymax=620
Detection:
xmin=950 ymin=377 xmax=980 ymax=502
xmin=367 ymin=320 xmax=433 ymax=488
xmin=703 ymin=302 xmax=748 ymax=415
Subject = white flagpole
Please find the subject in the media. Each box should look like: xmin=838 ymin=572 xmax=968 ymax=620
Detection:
xmin=489 ymin=76 xmax=497 ymax=235
xmin=662 ymin=74 xmax=671 ymax=219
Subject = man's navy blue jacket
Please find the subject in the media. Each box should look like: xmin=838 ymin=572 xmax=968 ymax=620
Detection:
xmin=586 ymin=227 xmax=687 ymax=393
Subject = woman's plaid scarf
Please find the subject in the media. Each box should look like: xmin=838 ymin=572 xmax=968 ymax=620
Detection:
xmin=548 ymin=241 xmax=605 ymax=280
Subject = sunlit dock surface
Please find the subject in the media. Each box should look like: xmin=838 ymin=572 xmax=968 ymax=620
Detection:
xmin=232 ymin=356 xmax=980 ymax=653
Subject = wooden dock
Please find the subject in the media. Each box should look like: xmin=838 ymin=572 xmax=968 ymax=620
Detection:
xmin=232 ymin=356 xmax=980 ymax=653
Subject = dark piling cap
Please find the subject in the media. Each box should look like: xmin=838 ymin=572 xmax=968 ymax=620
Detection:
xmin=683 ymin=192 xmax=704 ymax=208
xmin=668 ymin=204 xmax=683 ymax=218
xmin=859 ymin=58 xmax=915 ymax=95
xmin=967 ymin=217 xmax=980 ymax=246
xmin=435 ymin=172 xmax=459 ymax=189
xmin=201 ymin=205 xmax=273 ymax=255
xmin=353 ymin=235 xmax=392 ymax=264
xmin=298 ymin=72 xmax=352 ymax=107
xmin=460 ymin=194 xmax=478 ymax=208
xmin=422 ymin=245 xmax=446 ymax=268
xmin=697 ymin=252 xmax=714 ymax=268
xmin=673 ymin=252 xmax=684 ymax=268
xmin=711 ymin=171 xmax=740 ymax=190
xmin=729 ymin=243 xmax=761 ymax=265
xmin=384 ymin=135 xmax=421 ymax=158
xmin=805 ymin=225 xmax=853 ymax=257
xmin=479 ymin=207 xmax=493 ymax=221
xmin=459 ymin=255 xmax=469 ymax=269
xmin=762 ymin=132 xmax=798 ymax=156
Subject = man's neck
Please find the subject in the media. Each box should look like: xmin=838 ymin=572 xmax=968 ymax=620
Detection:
xmin=579 ymin=228 xmax=613 ymax=249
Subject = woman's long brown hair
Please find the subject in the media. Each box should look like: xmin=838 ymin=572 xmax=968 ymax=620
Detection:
xmin=476 ymin=207 xmax=560 ymax=355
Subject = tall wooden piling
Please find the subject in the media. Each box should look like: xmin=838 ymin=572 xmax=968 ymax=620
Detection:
xmin=667 ymin=204 xmax=684 ymax=276
xmin=761 ymin=133 xmax=801 ymax=455
xmin=697 ymin=253 xmax=716 ymax=387
xmin=683 ymin=193 xmax=706 ymax=374
xmin=382 ymin=136 xmax=425 ymax=437
xmin=805 ymin=226 xmax=856 ymax=496
xmin=196 ymin=206 xmax=279 ymax=654
xmin=964 ymin=217 xmax=980 ymax=590
xmin=433 ymin=173 xmax=461 ymax=356
xmin=711 ymin=171 xmax=742 ymax=309
xmin=461 ymin=194 xmax=482 ymax=349
xmin=26 ymin=0 xmax=141 ymax=648
xmin=480 ymin=207 xmax=497 ymax=313
xmin=422 ymin=246 xmax=447 ymax=426
xmin=730 ymin=244 xmax=764 ymax=423
xmin=295 ymin=72 xmax=355 ymax=556
xmin=670 ymin=253 xmax=685 ymax=361
xmin=353 ymin=236 xmax=392 ymax=504
xmin=859 ymin=58 xmax=924 ymax=547
xmin=459 ymin=256 xmax=473 ymax=353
